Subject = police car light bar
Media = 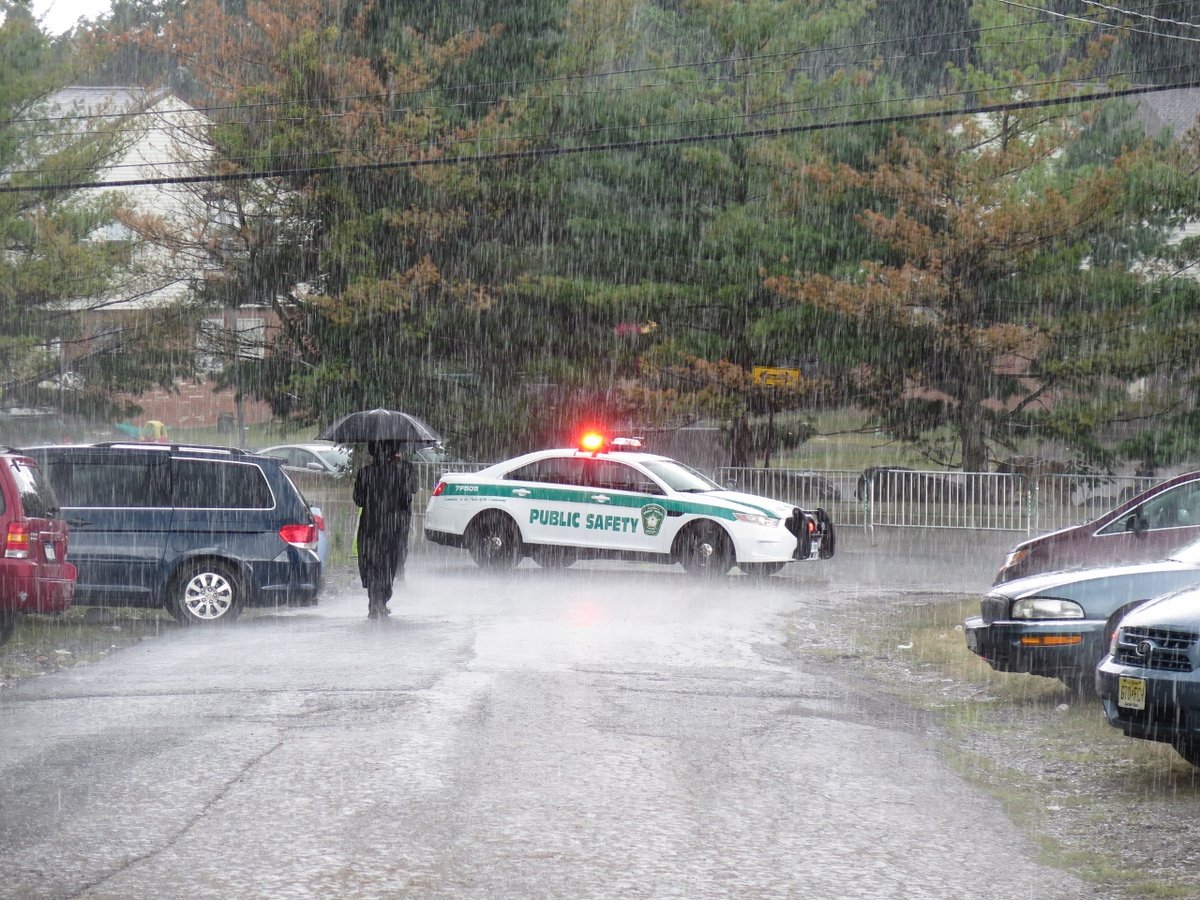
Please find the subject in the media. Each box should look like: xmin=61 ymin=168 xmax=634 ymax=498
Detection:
xmin=579 ymin=432 xmax=605 ymax=453
xmin=578 ymin=433 xmax=644 ymax=454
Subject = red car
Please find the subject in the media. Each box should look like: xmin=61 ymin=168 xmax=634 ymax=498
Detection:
xmin=996 ymin=470 xmax=1200 ymax=584
xmin=0 ymin=450 xmax=75 ymax=645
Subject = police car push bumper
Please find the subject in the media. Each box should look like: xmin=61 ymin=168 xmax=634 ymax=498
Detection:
xmin=423 ymin=435 xmax=835 ymax=574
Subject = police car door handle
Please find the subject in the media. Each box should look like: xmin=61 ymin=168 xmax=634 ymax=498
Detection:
xmin=511 ymin=488 xmax=532 ymax=497
xmin=590 ymin=494 xmax=611 ymax=503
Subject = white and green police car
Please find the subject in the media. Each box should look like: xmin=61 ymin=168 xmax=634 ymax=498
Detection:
xmin=423 ymin=434 xmax=835 ymax=576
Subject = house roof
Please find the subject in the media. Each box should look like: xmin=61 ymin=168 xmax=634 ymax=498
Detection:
xmin=1131 ymin=86 xmax=1200 ymax=140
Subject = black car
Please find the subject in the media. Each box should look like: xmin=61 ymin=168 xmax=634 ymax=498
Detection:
xmin=23 ymin=443 xmax=321 ymax=625
xmin=965 ymin=537 xmax=1200 ymax=691
xmin=1096 ymin=586 xmax=1200 ymax=765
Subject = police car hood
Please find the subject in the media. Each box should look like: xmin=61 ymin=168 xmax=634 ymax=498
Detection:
xmin=702 ymin=489 xmax=797 ymax=519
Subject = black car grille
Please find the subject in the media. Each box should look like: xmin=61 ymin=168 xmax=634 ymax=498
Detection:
xmin=1113 ymin=625 xmax=1199 ymax=672
xmin=979 ymin=595 xmax=1009 ymax=625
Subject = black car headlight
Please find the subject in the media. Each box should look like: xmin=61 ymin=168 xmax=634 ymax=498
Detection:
xmin=1011 ymin=597 xmax=1085 ymax=620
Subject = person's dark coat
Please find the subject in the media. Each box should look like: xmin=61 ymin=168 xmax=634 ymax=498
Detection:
xmin=354 ymin=444 xmax=417 ymax=608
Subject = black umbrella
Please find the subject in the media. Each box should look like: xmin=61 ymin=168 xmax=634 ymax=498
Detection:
xmin=317 ymin=409 xmax=441 ymax=445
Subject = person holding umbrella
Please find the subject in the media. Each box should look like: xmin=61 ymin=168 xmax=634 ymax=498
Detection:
xmin=353 ymin=440 xmax=418 ymax=618
xmin=317 ymin=409 xmax=441 ymax=617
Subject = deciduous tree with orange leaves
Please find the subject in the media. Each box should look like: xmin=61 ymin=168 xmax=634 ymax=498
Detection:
xmin=764 ymin=18 xmax=1200 ymax=472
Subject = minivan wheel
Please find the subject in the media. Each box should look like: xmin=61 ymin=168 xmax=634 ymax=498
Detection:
xmin=169 ymin=561 xmax=242 ymax=625
xmin=0 ymin=610 xmax=16 ymax=647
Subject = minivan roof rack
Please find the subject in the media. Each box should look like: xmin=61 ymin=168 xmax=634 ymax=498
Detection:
xmin=89 ymin=442 xmax=256 ymax=457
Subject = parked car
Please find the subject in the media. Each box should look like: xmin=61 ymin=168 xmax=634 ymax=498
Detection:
xmin=965 ymin=536 xmax=1200 ymax=691
xmin=258 ymin=441 xmax=353 ymax=479
xmin=424 ymin=433 xmax=835 ymax=575
xmin=259 ymin=440 xmax=458 ymax=481
xmin=22 ymin=443 xmax=321 ymax=626
xmin=995 ymin=470 xmax=1200 ymax=583
xmin=0 ymin=450 xmax=75 ymax=646
xmin=1096 ymin=585 xmax=1200 ymax=766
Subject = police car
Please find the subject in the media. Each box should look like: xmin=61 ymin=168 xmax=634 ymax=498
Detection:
xmin=423 ymin=434 xmax=835 ymax=576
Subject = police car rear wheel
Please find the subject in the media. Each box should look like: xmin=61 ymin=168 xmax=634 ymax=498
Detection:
xmin=678 ymin=522 xmax=733 ymax=577
xmin=531 ymin=546 xmax=577 ymax=569
xmin=466 ymin=513 xmax=523 ymax=569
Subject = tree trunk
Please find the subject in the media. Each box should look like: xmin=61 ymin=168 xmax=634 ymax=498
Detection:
xmin=730 ymin=411 xmax=752 ymax=468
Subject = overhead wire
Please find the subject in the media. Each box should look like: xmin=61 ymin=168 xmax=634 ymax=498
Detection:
xmin=2 ymin=78 xmax=1195 ymax=195
xmin=992 ymin=0 xmax=1200 ymax=40
xmin=10 ymin=57 xmax=1198 ymax=184
xmin=8 ymin=0 xmax=1175 ymax=131
xmin=5 ymin=1 xmax=1198 ymax=185
xmin=1077 ymin=0 xmax=1200 ymax=28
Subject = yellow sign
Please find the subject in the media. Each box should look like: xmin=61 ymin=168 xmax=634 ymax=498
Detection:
xmin=752 ymin=366 xmax=802 ymax=388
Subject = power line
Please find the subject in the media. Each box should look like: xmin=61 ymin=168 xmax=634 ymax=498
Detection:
xmin=993 ymin=0 xmax=1200 ymax=40
xmin=17 ymin=60 xmax=1197 ymax=182
xmin=8 ymin=0 xmax=1161 ymax=130
xmin=3 ymin=80 xmax=1193 ymax=195
xmin=1077 ymin=0 xmax=1200 ymax=28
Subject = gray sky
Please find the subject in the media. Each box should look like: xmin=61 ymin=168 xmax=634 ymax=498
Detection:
xmin=32 ymin=0 xmax=111 ymax=35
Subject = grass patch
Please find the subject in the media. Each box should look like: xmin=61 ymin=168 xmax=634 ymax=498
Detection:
xmin=0 ymin=607 xmax=174 ymax=687
xmin=810 ymin=592 xmax=1200 ymax=897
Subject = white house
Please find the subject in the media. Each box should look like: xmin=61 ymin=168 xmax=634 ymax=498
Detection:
xmin=40 ymin=86 xmax=277 ymax=434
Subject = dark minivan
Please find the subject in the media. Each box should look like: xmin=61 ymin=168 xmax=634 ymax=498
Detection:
xmin=24 ymin=443 xmax=321 ymax=626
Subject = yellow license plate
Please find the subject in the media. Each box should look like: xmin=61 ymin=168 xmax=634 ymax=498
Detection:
xmin=1118 ymin=676 xmax=1146 ymax=711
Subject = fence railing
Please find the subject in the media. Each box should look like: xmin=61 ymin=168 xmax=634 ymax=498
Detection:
xmin=716 ymin=466 xmax=1161 ymax=534
xmin=297 ymin=461 xmax=1164 ymax=560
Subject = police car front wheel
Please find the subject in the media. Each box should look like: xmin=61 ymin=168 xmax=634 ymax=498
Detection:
xmin=677 ymin=522 xmax=734 ymax=577
xmin=466 ymin=512 xmax=524 ymax=570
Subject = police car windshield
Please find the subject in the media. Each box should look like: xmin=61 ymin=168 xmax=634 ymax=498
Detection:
xmin=641 ymin=460 xmax=720 ymax=493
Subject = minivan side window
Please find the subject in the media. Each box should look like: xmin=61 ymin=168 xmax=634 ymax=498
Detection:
xmin=49 ymin=458 xmax=171 ymax=508
xmin=172 ymin=459 xmax=273 ymax=509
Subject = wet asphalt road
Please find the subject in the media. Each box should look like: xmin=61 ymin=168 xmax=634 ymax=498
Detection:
xmin=0 ymin=532 xmax=1089 ymax=899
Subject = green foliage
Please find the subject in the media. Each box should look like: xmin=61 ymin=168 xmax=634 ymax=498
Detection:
xmin=28 ymin=0 xmax=1200 ymax=469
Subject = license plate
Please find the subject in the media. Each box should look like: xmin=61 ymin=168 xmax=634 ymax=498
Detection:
xmin=43 ymin=542 xmax=56 ymax=561
xmin=1118 ymin=676 xmax=1146 ymax=711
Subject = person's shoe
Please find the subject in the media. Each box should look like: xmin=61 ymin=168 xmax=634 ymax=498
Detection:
xmin=381 ymin=605 xmax=391 ymax=617
xmin=367 ymin=606 xmax=381 ymax=619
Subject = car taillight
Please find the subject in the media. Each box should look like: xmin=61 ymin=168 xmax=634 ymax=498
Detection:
xmin=5 ymin=521 xmax=30 ymax=558
xmin=432 ymin=481 xmax=446 ymax=497
xmin=313 ymin=512 xmax=326 ymax=532
xmin=279 ymin=523 xmax=318 ymax=550
xmin=805 ymin=517 xmax=816 ymax=535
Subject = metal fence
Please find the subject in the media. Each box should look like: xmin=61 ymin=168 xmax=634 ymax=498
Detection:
xmin=298 ymin=460 xmax=1162 ymax=559
xmin=717 ymin=466 xmax=1160 ymax=535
